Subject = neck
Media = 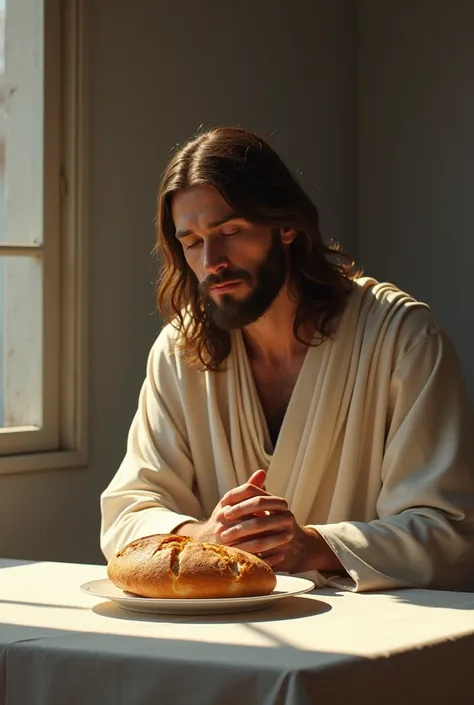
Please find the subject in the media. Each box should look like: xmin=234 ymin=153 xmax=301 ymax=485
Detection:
xmin=242 ymin=283 xmax=311 ymax=366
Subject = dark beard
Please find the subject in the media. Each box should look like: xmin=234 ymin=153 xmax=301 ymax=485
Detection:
xmin=199 ymin=230 xmax=288 ymax=330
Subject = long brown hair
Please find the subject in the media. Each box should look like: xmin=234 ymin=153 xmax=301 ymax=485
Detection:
xmin=155 ymin=126 xmax=360 ymax=370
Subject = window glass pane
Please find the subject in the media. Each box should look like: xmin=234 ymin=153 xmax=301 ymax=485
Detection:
xmin=2 ymin=0 xmax=44 ymax=244
xmin=0 ymin=254 xmax=42 ymax=428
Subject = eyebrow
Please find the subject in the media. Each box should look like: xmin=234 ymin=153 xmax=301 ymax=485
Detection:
xmin=175 ymin=213 xmax=243 ymax=240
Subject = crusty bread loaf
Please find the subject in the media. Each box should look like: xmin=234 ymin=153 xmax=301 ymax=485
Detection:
xmin=107 ymin=534 xmax=277 ymax=599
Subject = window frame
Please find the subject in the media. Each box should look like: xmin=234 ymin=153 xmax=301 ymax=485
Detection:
xmin=0 ymin=0 xmax=88 ymax=474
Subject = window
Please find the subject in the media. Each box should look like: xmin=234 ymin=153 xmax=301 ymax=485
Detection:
xmin=0 ymin=0 xmax=87 ymax=474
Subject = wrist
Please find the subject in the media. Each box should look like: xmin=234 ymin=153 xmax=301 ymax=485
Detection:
xmin=295 ymin=526 xmax=345 ymax=574
xmin=174 ymin=520 xmax=205 ymax=541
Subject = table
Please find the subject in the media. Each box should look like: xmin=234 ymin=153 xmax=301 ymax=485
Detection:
xmin=1 ymin=558 xmax=474 ymax=705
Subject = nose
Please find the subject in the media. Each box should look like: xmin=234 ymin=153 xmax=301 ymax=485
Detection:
xmin=203 ymin=238 xmax=228 ymax=276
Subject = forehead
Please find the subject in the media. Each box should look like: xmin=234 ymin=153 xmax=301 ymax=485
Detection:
xmin=171 ymin=185 xmax=233 ymax=230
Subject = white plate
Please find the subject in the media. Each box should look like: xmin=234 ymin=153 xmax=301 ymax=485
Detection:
xmin=80 ymin=574 xmax=315 ymax=615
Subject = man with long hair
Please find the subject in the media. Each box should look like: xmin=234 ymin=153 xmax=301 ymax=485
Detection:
xmin=101 ymin=126 xmax=474 ymax=591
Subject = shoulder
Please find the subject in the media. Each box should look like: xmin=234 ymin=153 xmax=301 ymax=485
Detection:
xmin=350 ymin=276 xmax=441 ymax=364
xmin=146 ymin=322 xmax=190 ymax=383
xmin=151 ymin=322 xmax=183 ymax=358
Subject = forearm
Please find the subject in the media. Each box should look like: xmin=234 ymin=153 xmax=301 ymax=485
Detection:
xmin=312 ymin=509 xmax=474 ymax=591
xmin=101 ymin=504 xmax=200 ymax=561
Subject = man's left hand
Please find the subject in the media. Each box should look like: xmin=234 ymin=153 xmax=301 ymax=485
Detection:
xmin=219 ymin=483 xmax=314 ymax=572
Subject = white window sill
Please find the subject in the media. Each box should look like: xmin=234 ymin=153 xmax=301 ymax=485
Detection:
xmin=0 ymin=448 xmax=88 ymax=475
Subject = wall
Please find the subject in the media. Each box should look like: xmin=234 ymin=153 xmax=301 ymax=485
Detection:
xmin=0 ymin=0 xmax=357 ymax=563
xmin=358 ymin=0 xmax=474 ymax=398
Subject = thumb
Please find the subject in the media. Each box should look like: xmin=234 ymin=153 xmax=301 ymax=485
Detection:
xmin=249 ymin=469 xmax=267 ymax=491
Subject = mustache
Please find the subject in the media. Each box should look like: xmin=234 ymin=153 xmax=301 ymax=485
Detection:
xmin=199 ymin=270 xmax=252 ymax=292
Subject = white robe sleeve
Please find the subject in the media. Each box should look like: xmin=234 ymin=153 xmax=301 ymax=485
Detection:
xmin=100 ymin=333 xmax=201 ymax=561
xmin=312 ymin=331 xmax=474 ymax=592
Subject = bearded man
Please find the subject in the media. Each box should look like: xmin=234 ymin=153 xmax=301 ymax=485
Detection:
xmin=100 ymin=126 xmax=474 ymax=592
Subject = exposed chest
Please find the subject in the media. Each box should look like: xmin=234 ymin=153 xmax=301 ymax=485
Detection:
xmin=250 ymin=359 xmax=305 ymax=448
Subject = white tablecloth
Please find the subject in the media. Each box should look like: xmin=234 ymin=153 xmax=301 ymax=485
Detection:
xmin=1 ymin=558 xmax=474 ymax=705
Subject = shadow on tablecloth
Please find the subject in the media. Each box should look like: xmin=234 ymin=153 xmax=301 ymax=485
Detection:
xmin=92 ymin=594 xmax=332 ymax=624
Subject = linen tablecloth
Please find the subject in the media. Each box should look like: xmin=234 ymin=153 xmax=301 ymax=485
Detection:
xmin=1 ymin=558 xmax=474 ymax=705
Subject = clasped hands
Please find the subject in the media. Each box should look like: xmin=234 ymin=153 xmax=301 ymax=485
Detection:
xmin=185 ymin=469 xmax=317 ymax=573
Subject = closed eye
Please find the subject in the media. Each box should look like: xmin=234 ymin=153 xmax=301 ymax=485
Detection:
xmin=183 ymin=226 xmax=243 ymax=250
xmin=222 ymin=228 xmax=242 ymax=238
xmin=184 ymin=239 xmax=202 ymax=250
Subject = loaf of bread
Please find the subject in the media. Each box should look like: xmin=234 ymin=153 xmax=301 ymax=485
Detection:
xmin=107 ymin=534 xmax=277 ymax=599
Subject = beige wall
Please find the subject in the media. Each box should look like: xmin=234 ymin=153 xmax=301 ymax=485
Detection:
xmin=0 ymin=1 xmax=357 ymax=563
xmin=358 ymin=0 xmax=474 ymax=398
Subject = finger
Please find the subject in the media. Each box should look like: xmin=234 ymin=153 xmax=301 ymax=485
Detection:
xmin=221 ymin=482 xmax=269 ymax=508
xmin=222 ymin=496 xmax=288 ymax=521
xmin=261 ymin=552 xmax=285 ymax=568
xmin=248 ymin=469 xmax=267 ymax=489
xmin=230 ymin=530 xmax=293 ymax=556
xmin=220 ymin=512 xmax=294 ymax=544
xmin=221 ymin=471 xmax=267 ymax=508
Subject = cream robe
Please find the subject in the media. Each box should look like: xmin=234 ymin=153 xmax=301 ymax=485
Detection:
xmin=100 ymin=277 xmax=474 ymax=591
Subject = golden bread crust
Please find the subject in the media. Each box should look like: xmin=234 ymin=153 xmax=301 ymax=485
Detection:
xmin=107 ymin=534 xmax=277 ymax=598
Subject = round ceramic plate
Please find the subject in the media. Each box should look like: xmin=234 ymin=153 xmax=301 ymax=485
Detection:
xmin=80 ymin=574 xmax=315 ymax=615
